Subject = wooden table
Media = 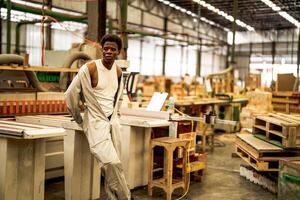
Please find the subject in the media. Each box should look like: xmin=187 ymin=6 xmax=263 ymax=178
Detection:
xmin=16 ymin=115 xmax=100 ymax=200
xmin=0 ymin=120 xmax=65 ymax=200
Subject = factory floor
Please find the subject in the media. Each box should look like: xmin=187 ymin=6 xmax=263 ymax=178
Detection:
xmin=45 ymin=133 xmax=276 ymax=200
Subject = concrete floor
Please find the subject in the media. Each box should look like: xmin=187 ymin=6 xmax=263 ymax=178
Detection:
xmin=45 ymin=133 xmax=277 ymax=200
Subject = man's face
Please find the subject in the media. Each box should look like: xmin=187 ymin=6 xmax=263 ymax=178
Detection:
xmin=102 ymin=41 xmax=120 ymax=62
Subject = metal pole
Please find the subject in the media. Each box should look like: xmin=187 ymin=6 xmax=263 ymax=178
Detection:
xmin=162 ymin=17 xmax=167 ymax=75
xmin=271 ymin=41 xmax=276 ymax=81
xmin=45 ymin=0 xmax=52 ymax=50
xmin=139 ymin=11 xmax=144 ymax=72
xmin=291 ymin=29 xmax=295 ymax=64
xmin=0 ymin=0 xmax=3 ymax=54
xmin=119 ymin=0 xmax=128 ymax=59
xmin=196 ymin=39 xmax=202 ymax=76
xmin=297 ymin=28 xmax=300 ymax=91
xmin=6 ymin=0 xmax=11 ymax=53
xmin=231 ymin=0 xmax=238 ymax=64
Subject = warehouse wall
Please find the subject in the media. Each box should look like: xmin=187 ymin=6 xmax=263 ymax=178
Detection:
xmin=1 ymin=0 xmax=228 ymax=77
xmin=233 ymin=29 xmax=299 ymax=82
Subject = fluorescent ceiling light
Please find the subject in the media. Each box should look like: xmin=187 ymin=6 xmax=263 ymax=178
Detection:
xmin=193 ymin=0 xmax=255 ymax=31
xmin=156 ymin=0 xmax=228 ymax=31
xmin=260 ymin=0 xmax=300 ymax=28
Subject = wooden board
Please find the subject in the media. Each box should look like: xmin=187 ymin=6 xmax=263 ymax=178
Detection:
xmin=236 ymin=133 xmax=282 ymax=152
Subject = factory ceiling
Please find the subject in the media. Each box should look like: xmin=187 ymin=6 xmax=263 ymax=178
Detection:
xmin=167 ymin=0 xmax=300 ymax=31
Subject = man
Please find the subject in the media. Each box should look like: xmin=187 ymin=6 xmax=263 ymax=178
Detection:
xmin=64 ymin=34 xmax=131 ymax=200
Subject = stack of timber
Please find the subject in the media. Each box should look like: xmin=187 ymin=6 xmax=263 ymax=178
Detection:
xmin=272 ymin=91 xmax=300 ymax=114
xmin=240 ymin=91 xmax=273 ymax=129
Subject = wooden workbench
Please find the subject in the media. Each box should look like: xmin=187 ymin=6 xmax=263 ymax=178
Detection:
xmin=16 ymin=115 xmax=100 ymax=200
xmin=120 ymin=114 xmax=171 ymax=189
xmin=0 ymin=120 xmax=65 ymax=200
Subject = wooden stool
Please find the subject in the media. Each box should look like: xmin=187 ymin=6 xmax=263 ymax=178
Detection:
xmin=148 ymin=137 xmax=189 ymax=200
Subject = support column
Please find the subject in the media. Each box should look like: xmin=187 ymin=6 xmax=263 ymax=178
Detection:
xmin=248 ymin=42 xmax=252 ymax=77
xmin=271 ymin=41 xmax=276 ymax=81
xmin=6 ymin=0 xmax=11 ymax=53
xmin=0 ymin=0 xmax=2 ymax=54
xmin=87 ymin=0 xmax=106 ymax=43
xmin=119 ymin=0 xmax=128 ymax=59
xmin=45 ymin=0 xmax=52 ymax=50
xmin=231 ymin=0 xmax=238 ymax=64
xmin=296 ymin=29 xmax=300 ymax=91
xmin=196 ymin=39 xmax=202 ymax=76
xmin=139 ymin=11 xmax=144 ymax=72
xmin=162 ymin=17 xmax=167 ymax=75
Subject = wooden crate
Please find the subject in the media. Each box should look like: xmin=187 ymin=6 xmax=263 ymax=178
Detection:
xmin=235 ymin=134 xmax=297 ymax=171
xmin=252 ymin=114 xmax=300 ymax=148
xmin=278 ymin=158 xmax=300 ymax=200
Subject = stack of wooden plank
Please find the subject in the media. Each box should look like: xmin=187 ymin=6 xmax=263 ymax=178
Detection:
xmin=272 ymin=92 xmax=300 ymax=114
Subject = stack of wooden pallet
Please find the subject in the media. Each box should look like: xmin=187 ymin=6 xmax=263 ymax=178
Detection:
xmin=236 ymin=113 xmax=300 ymax=172
xmin=272 ymin=92 xmax=300 ymax=114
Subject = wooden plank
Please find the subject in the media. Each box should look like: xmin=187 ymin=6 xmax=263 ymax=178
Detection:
xmin=0 ymin=65 xmax=79 ymax=72
xmin=236 ymin=133 xmax=283 ymax=152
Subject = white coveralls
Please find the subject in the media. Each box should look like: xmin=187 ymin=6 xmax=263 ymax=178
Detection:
xmin=64 ymin=63 xmax=131 ymax=200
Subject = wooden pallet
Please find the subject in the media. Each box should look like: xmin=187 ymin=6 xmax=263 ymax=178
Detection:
xmin=272 ymin=92 xmax=300 ymax=114
xmin=235 ymin=134 xmax=299 ymax=171
xmin=253 ymin=114 xmax=300 ymax=148
xmin=236 ymin=145 xmax=280 ymax=171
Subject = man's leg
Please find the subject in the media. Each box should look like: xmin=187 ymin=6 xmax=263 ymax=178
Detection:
xmin=102 ymin=162 xmax=131 ymax=200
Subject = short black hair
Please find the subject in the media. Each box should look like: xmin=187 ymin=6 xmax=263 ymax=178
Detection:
xmin=100 ymin=34 xmax=122 ymax=50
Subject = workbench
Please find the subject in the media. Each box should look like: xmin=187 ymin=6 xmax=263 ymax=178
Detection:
xmin=119 ymin=111 xmax=170 ymax=189
xmin=16 ymin=115 xmax=100 ymax=200
xmin=0 ymin=120 xmax=65 ymax=200
xmin=17 ymin=112 xmax=171 ymax=191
